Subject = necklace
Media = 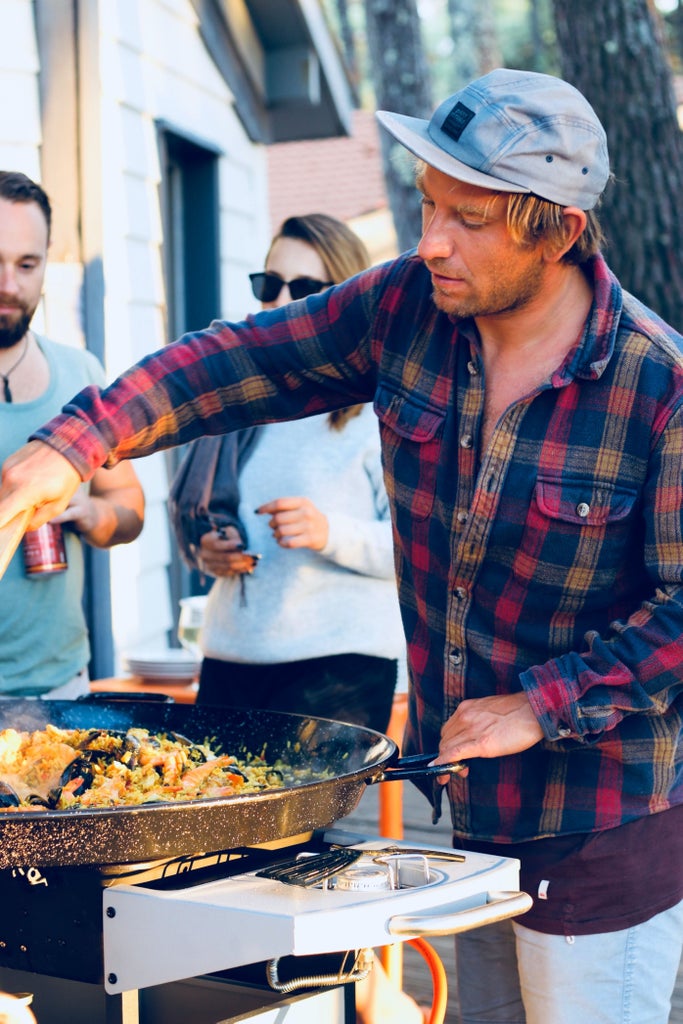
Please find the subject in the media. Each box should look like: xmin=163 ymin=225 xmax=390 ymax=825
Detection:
xmin=0 ymin=334 xmax=30 ymax=403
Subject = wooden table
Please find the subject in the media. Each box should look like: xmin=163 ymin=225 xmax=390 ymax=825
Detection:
xmin=90 ymin=676 xmax=199 ymax=704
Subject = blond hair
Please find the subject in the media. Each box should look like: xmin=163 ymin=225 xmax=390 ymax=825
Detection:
xmin=506 ymin=193 xmax=604 ymax=264
xmin=414 ymin=159 xmax=604 ymax=264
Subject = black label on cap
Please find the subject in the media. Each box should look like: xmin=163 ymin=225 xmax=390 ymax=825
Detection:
xmin=442 ymin=102 xmax=475 ymax=142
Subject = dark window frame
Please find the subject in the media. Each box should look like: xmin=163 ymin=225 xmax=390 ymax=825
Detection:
xmin=157 ymin=125 xmax=223 ymax=625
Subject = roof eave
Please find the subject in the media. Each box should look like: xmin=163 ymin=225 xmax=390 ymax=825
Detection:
xmin=192 ymin=0 xmax=355 ymax=144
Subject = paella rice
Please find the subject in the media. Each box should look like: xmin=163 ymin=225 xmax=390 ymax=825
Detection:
xmin=0 ymin=724 xmax=292 ymax=810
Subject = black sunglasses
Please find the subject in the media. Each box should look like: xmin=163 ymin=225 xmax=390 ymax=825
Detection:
xmin=249 ymin=271 xmax=333 ymax=303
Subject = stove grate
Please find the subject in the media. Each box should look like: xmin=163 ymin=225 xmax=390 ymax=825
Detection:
xmin=255 ymin=847 xmax=362 ymax=886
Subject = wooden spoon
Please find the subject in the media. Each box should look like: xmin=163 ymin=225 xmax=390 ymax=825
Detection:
xmin=0 ymin=508 xmax=33 ymax=581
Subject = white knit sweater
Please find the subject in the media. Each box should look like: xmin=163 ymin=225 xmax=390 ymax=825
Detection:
xmin=201 ymin=407 xmax=405 ymax=664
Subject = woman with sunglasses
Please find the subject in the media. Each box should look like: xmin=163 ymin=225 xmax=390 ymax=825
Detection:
xmin=193 ymin=213 xmax=406 ymax=736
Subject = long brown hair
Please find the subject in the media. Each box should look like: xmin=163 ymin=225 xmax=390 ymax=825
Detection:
xmin=271 ymin=214 xmax=371 ymax=430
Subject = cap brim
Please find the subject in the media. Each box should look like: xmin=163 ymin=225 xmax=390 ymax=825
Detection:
xmin=376 ymin=109 xmax=530 ymax=196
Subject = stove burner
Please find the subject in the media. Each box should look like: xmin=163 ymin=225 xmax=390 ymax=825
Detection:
xmin=255 ymin=844 xmax=442 ymax=891
xmin=329 ymin=852 xmax=435 ymax=892
xmin=331 ymin=864 xmax=392 ymax=892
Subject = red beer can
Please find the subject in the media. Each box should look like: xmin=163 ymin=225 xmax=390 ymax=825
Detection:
xmin=23 ymin=523 xmax=68 ymax=577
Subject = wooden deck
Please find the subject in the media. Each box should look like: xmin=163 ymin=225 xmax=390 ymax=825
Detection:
xmin=339 ymin=780 xmax=683 ymax=1024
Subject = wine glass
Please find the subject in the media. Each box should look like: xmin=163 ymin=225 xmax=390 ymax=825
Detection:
xmin=177 ymin=596 xmax=207 ymax=661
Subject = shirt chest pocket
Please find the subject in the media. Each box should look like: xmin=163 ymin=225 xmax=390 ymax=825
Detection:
xmin=522 ymin=477 xmax=640 ymax=593
xmin=535 ymin=478 xmax=636 ymax=527
xmin=374 ymin=386 xmax=445 ymax=520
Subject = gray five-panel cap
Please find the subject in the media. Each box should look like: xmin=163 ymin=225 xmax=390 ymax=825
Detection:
xmin=376 ymin=68 xmax=610 ymax=210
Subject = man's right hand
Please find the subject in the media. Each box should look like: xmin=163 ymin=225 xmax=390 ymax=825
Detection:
xmin=0 ymin=441 xmax=83 ymax=530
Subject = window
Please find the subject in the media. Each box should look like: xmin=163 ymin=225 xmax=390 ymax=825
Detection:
xmin=158 ymin=126 xmax=222 ymax=610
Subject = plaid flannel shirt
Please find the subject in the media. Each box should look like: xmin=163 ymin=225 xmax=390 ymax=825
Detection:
xmin=36 ymin=252 xmax=683 ymax=842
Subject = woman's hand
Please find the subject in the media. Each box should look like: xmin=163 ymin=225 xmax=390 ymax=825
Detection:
xmin=256 ymin=497 xmax=329 ymax=550
xmin=198 ymin=526 xmax=259 ymax=577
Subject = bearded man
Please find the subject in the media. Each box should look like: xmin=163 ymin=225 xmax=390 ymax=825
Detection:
xmin=0 ymin=171 xmax=144 ymax=697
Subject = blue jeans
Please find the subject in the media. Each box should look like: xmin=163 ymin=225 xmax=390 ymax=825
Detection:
xmin=455 ymin=899 xmax=683 ymax=1024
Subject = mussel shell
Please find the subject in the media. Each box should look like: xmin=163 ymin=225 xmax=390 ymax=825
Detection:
xmin=0 ymin=781 xmax=20 ymax=807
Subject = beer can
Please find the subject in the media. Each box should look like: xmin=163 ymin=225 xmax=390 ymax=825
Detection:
xmin=23 ymin=522 xmax=68 ymax=577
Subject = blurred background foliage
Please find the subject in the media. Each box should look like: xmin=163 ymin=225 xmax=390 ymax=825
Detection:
xmin=322 ymin=0 xmax=683 ymax=328
xmin=324 ymin=0 xmax=681 ymax=99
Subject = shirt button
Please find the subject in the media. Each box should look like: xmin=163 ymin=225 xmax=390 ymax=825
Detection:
xmin=449 ymin=649 xmax=463 ymax=665
xmin=460 ymin=434 xmax=473 ymax=449
xmin=454 ymin=586 xmax=467 ymax=600
xmin=576 ymin=502 xmax=590 ymax=518
xmin=466 ymin=360 xmax=479 ymax=375
xmin=456 ymin=511 xmax=468 ymax=525
xmin=557 ymin=727 xmax=572 ymax=738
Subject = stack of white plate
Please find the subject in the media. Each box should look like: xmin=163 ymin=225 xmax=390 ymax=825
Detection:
xmin=124 ymin=648 xmax=200 ymax=685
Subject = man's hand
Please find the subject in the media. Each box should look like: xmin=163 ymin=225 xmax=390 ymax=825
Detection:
xmin=256 ymin=497 xmax=329 ymax=550
xmin=433 ymin=692 xmax=544 ymax=780
xmin=51 ymin=488 xmax=100 ymax=535
xmin=0 ymin=441 xmax=82 ymax=530
xmin=52 ymin=461 xmax=144 ymax=548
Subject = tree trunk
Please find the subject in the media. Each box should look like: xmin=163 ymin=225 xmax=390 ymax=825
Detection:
xmin=668 ymin=1 xmax=683 ymax=63
xmin=444 ymin=0 xmax=501 ymax=86
xmin=552 ymin=0 xmax=683 ymax=330
xmin=363 ymin=0 xmax=432 ymax=251
xmin=332 ymin=0 xmax=360 ymax=91
xmin=529 ymin=0 xmax=544 ymax=68
xmin=445 ymin=0 xmax=501 ymax=86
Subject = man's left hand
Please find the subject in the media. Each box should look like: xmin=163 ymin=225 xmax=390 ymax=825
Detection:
xmin=433 ymin=692 xmax=544 ymax=778
xmin=52 ymin=489 xmax=99 ymax=535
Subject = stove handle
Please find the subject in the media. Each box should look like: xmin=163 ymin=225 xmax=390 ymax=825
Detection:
xmin=387 ymin=890 xmax=533 ymax=937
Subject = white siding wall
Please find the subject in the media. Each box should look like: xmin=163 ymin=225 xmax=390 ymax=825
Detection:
xmin=0 ymin=0 xmax=41 ymax=178
xmin=96 ymin=0 xmax=271 ymax=666
xmin=0 ymin=0 xmax=56 ymax=346
xmin=1 ymin=0 xmax=271 ymax=672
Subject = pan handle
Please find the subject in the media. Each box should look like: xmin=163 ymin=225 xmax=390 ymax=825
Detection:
xmin=373 ymin=753 xmax=465 ymax=783
xmin=388 ymin=890 xmax=533 ymax=937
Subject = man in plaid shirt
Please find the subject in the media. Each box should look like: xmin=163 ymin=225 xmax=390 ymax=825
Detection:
xmin=1 ymin=69 xmax=682 ymax=1022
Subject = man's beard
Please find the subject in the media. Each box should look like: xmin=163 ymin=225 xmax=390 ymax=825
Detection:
xmin=0 ymin=307 xmax=32 ymax=350
xmin=428 ymin=259 xmax=546 ymax=320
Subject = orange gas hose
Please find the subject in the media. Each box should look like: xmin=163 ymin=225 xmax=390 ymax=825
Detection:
xmin=407 ymin=937 xmax=448 ymax=1024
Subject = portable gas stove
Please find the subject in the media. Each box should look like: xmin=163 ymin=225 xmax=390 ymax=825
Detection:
xmin=0 ymin=828 xmax=531 ymax=1024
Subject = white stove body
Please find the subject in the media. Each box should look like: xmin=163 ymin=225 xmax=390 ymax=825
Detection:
xmin=102 ymin=831 xmax=531 ymax=995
